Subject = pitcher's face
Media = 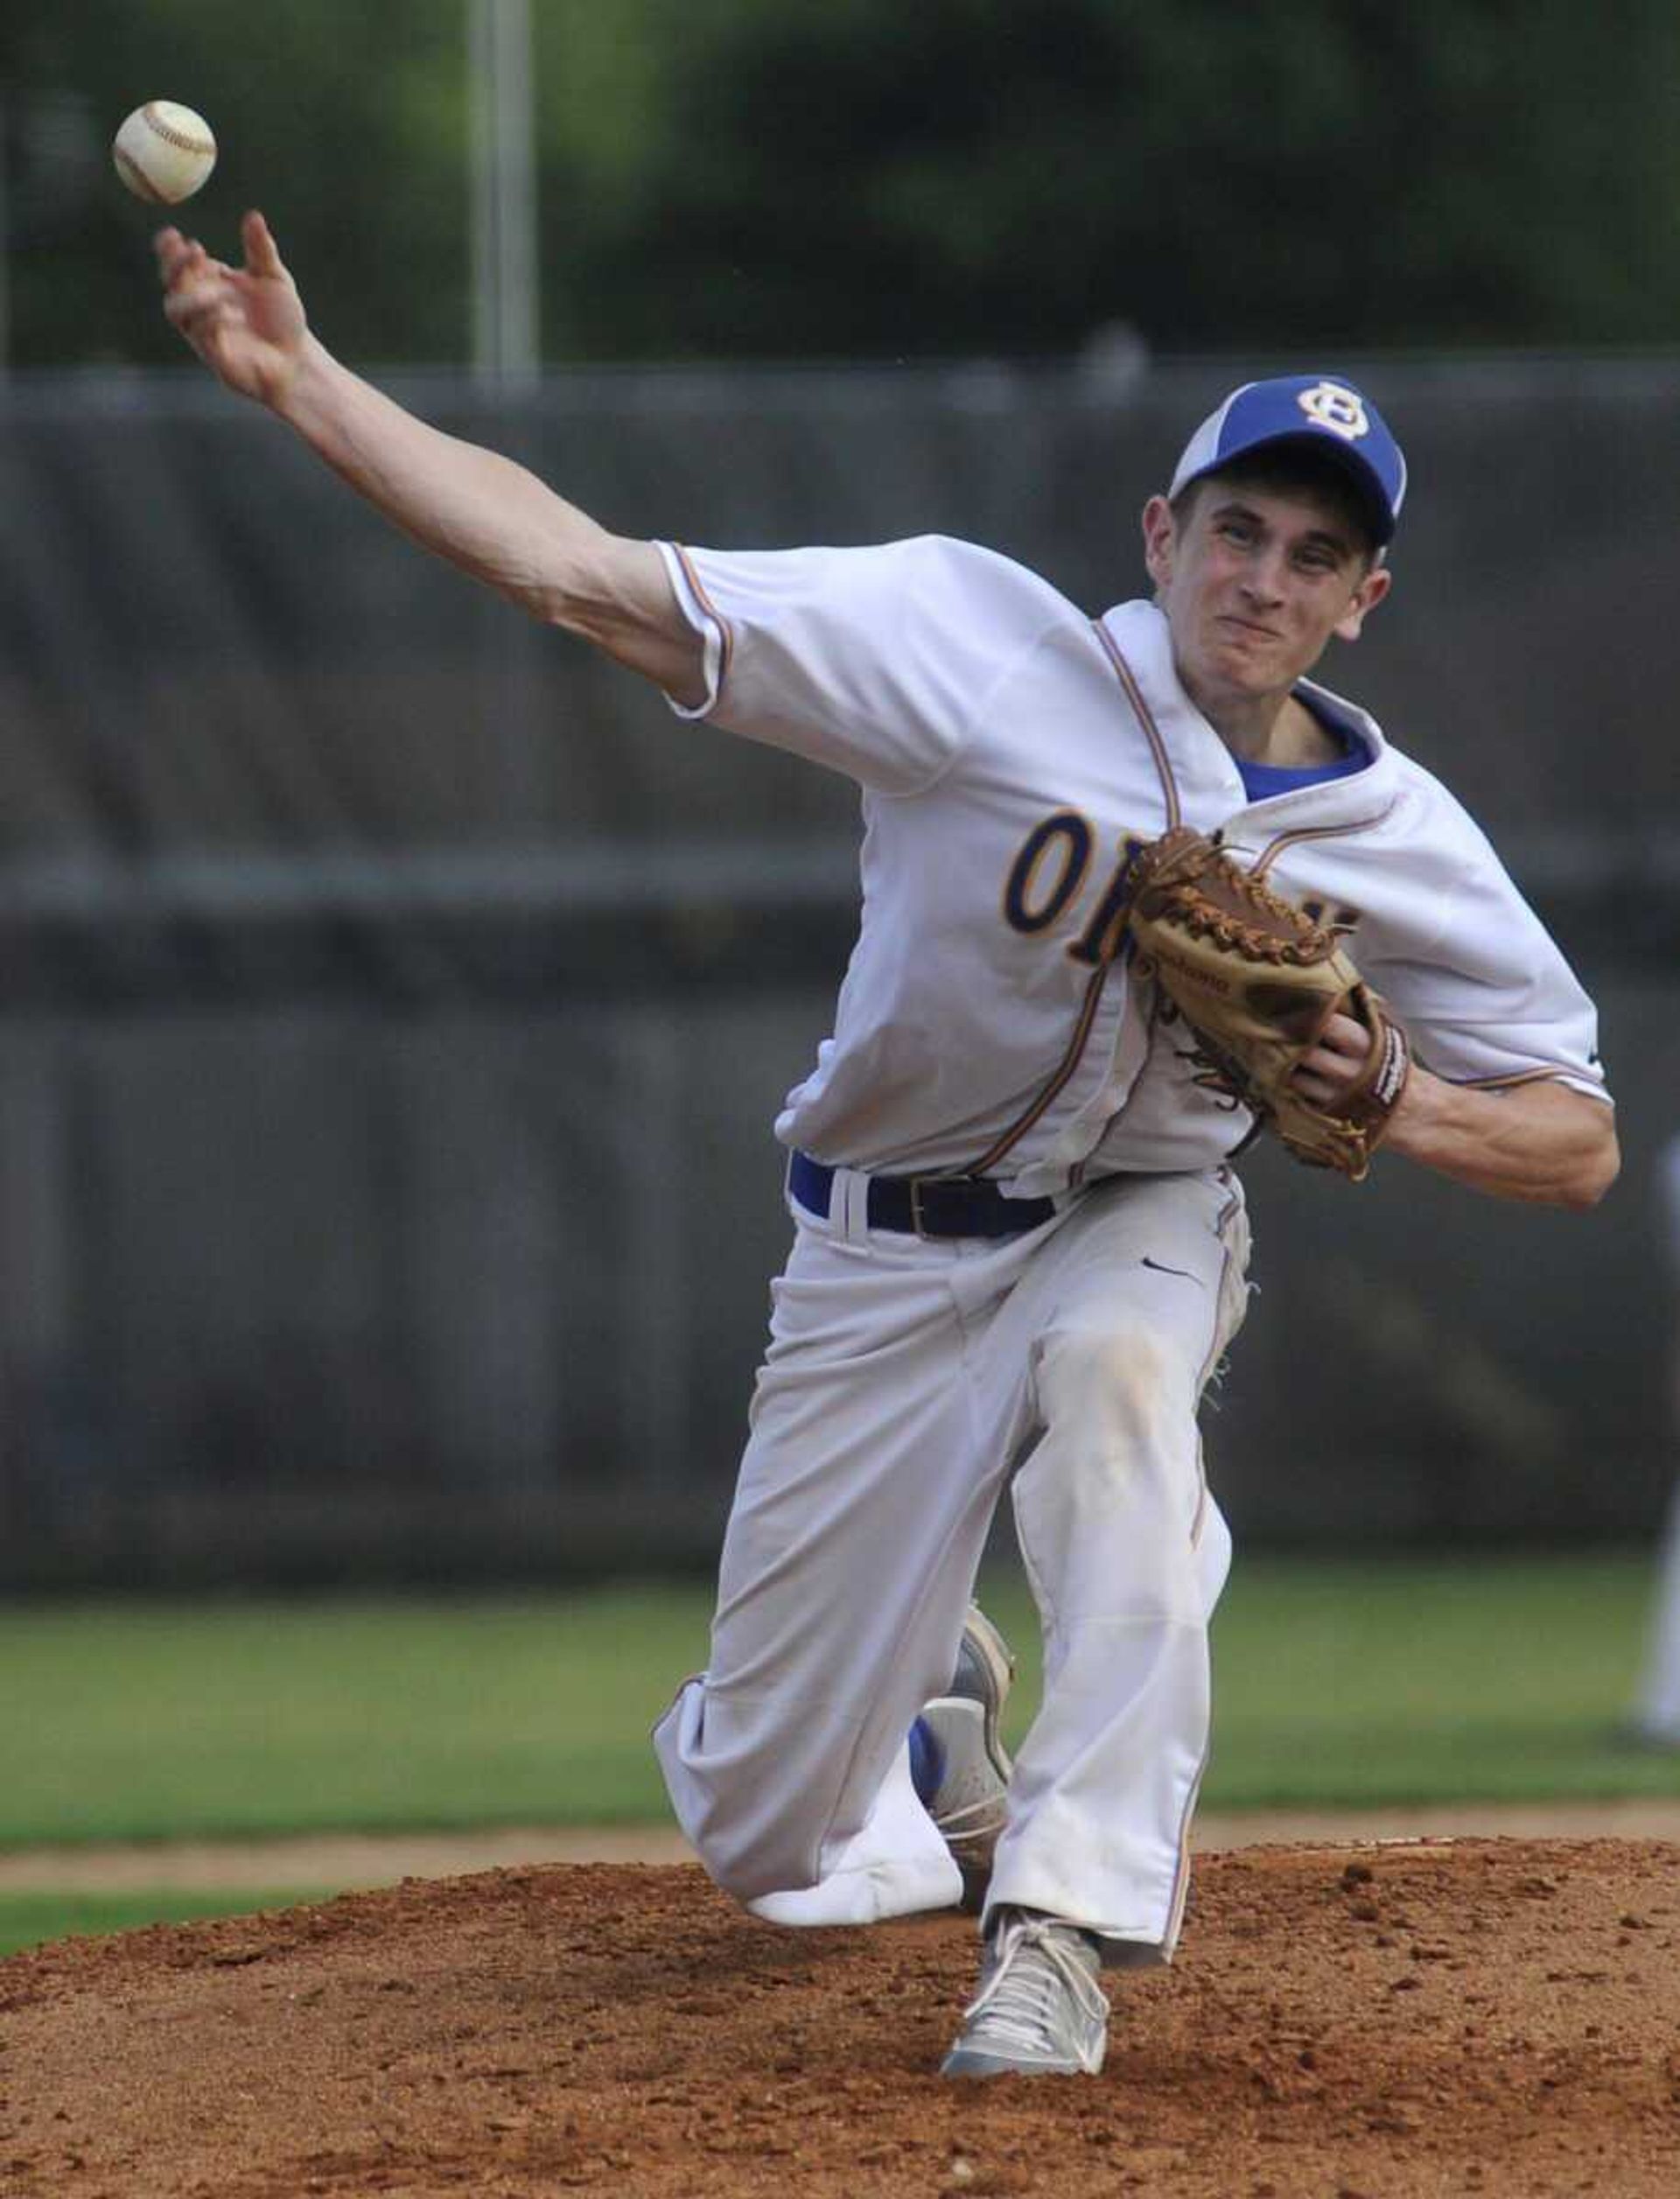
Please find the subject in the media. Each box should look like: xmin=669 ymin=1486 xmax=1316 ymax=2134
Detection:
xmin=1143 ymin=481 xmax=1390 ymax=713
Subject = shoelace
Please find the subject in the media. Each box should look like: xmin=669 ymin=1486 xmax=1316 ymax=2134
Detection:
xmin=960 ymin=1915 xmax=1108 ymax=2061
xmin=933 ymin=1790 xmax=1003 ymax=1840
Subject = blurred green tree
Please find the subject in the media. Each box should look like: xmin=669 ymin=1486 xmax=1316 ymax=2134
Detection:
xmin=2 ymin=0 xmax=467 ymax=368
xmin=4 ymin=0 xmax=1679 ymax=369
xmin=569 ymin=0 xmax=1680 ymax=360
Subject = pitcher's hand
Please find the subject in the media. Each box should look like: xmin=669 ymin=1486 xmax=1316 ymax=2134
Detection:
xmin=1291 ymin=1011 xmax=1375 ymax=1109
xmin=156 ymin=211 xmax=307 ymax=410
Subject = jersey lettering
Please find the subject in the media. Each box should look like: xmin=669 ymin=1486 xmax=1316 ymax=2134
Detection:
xmin=1002 ymin=812 xmax=1092 ymax=934
xmin=1069 ymin=835 xmax=1149 ymax=966
xmin=1008 ymin=822 xmax=1361 ymax=970
xmin=1004 ymin=815 xmax=1150 ymax=967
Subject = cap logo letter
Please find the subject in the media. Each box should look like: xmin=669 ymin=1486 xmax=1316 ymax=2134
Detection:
xmin=1296 ymin=381 xmax=1368 ymax=443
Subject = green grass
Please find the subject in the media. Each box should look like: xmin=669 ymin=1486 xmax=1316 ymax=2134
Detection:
xmin=0 ymin=1558 xmax=1673 ymax=1848
xmin=1204 ymin=1552 xmax=1676 ymax=1807
xmin=0 ymin=1584 xmax=718 ymax=1846
xmin=0 ymin=1891 xmax=322 ymax=1962
xmin=1 ymin=1554 xmax=1676 ymax=1955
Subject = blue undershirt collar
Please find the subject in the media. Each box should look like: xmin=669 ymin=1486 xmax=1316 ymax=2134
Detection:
xmin=1235 ymin=702 xmax=1371 ymax=803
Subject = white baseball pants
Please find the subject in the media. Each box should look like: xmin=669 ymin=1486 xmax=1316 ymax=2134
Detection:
xmin=653 ymin=1164 xmax=1250 ymax=1960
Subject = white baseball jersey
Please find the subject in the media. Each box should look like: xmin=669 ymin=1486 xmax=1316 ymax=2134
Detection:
xmin=657 ymin=533 xmax=1611 ymax=1190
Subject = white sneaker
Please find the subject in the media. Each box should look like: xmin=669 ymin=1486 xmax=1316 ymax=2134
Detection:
xmin=942 ymin=1907 xmax=1110 ymax=2078
xmin=919 ymin=1605 xmax=1015 ymax=1913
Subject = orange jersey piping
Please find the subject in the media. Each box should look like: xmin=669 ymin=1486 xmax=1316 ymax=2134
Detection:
xmin=669 ymin=543 xmax=734 ymax=707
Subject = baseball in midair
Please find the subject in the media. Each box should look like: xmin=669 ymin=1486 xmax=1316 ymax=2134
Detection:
xmin=112 ymin=101 xmax=218 ymax=205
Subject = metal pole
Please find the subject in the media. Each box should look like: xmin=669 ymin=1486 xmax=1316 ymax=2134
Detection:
xmin=466 ymin=0 xmax=542 ymax=819
xmin=467 ymin=0 xmax=539 ymax=385
xmin=0 ymin=95 xmax=10 ymax=379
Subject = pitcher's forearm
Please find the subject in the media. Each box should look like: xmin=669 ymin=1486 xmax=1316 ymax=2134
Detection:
xmin=1385 ymin=1068 xmax=1619 ymax=1208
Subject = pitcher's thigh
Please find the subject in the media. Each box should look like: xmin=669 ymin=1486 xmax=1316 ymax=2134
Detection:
xmin=1010 ymin=1173 xmax=1249 ymax=1628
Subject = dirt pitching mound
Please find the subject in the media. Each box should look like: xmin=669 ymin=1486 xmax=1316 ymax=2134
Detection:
xmin=3 ymin=1838 xmax=1678 ymax=2197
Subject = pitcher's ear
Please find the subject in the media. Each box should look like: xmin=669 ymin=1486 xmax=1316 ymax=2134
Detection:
xmin=1142 ymin=494 xmax=1178 ymax=590
xmin=1335 ymin=562 xmax=1392 ymax=643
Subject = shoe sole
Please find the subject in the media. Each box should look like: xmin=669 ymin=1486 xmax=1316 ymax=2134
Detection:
xmin=926 ymin=1605 xmax=1016 ymax=1913
xmin=956 ymin=1603 xmax=1015 ymax=1712
xmin=941 ymin=2047 xmax=1103 ymax=2079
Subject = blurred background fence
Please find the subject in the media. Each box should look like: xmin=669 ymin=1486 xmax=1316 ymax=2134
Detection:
xmin=0 ymin=353 xmax=1674 ymax=1585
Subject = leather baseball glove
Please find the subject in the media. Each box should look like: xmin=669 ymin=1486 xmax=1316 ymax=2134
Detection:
xmin=1125 ymin=825 xmax=1410 ymax=1180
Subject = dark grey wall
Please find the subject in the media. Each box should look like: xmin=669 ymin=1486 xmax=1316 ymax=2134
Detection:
xmin=0 ymin=356 xmax=1669 ymax=1583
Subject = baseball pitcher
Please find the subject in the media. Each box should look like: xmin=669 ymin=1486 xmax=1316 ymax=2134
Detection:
xmin=157 ymin=212 xmax=1618 ymax=2081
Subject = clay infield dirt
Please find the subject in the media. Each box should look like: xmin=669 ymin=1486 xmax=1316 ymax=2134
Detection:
xmin=4 ymin=1822 xmax=1680 ymax=2196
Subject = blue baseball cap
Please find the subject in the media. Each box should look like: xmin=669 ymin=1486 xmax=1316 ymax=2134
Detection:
xmin=1167 ymin=375 xmax=1407 ymax=547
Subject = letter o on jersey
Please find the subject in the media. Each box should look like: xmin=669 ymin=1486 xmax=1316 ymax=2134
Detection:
xmin=1004 ymin=812 xmax=1093 ymax=935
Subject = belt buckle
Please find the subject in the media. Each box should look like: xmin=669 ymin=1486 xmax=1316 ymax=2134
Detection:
xmin=906 ymin=1175 xmax=939 ymax=1238
xmin=906 ymin=1173 xmax=976 ymax=1237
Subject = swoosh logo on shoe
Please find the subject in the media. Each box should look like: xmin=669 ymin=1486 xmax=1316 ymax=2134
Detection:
xmin=1140 ymin=1256 xmax=1198 ymax=1282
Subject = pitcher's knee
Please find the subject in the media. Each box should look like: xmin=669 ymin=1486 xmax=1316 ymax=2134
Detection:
xmin=653 ymin=1680 xmax=826 ymax=1901
xmin=689 ymin=1789 xmax=826 ymax=1902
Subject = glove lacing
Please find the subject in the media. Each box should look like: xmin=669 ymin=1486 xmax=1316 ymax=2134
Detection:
xmin=1152 ymin=879 xmax=1334 ymax=969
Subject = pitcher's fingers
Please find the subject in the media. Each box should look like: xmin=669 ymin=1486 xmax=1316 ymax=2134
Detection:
xmin=1317 ymin=1012 xmax=1372 ymax=1059
xmin=163 ymin=282 xmax=231 ymax=340
xmin=242 ymin=210 xmax=284 ymax=278
xmin=153 ymin=228 xmax=202 ymax=284
xmin=159 ymin=241 xmax=231 ymax=302
xmin=1293 ymin=1045 xmax=1355 ymax=1089
xmin=1293 ymin=1064 xmax=1348 ymax=1103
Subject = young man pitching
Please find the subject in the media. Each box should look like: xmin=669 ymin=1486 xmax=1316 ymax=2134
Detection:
xmin=157 ymin=213 xmax=1616 ymax=2079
